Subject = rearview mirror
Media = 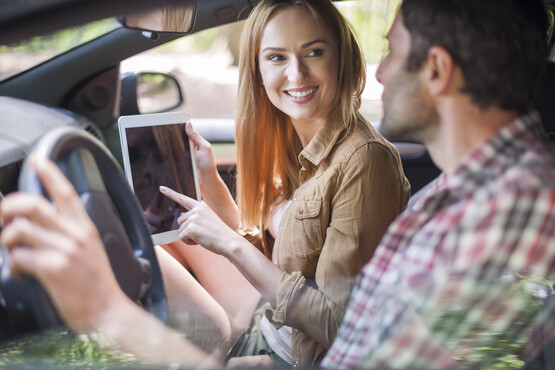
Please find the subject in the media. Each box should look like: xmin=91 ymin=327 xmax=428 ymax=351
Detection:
xmin=121 ymin=3 xmax=196 ymax=33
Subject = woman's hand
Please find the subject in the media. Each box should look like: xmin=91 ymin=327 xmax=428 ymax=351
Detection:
xmin=161 ymin=186 xmax=283 ymax=307
xmin=186 ymin=121 xmax=218 ymax=183
xmin=160 ymin=186 xmax=243 ymax=256
xmin=0 ymin=157 xmax=128 ymax=333
xmin=186 ymin=121 xmax=239 ymax=229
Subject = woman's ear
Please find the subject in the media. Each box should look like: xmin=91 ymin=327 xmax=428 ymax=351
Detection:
xmin=423 ymin=46 xmax=455 ymax=97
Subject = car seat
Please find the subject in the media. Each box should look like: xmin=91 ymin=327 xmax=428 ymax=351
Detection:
xmin=534 ymin=60 xmax=555 ymax=143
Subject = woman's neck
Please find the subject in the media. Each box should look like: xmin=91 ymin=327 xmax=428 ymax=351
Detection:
xmin=290 ymin=116 xmax=327 ymax=147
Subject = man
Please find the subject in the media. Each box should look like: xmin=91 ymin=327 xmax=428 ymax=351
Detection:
xmin=322 ymin=0 xmax=555 ymax=368
xmin=1 ymin=0 xmax=554 ymax=369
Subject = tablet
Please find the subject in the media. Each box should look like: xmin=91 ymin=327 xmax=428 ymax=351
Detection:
xmin=118 ymin=111 xmax=200 ymax=245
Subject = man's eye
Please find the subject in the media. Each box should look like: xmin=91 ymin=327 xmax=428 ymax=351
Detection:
xmin=307 ymin=49 xmax=324 ymax=57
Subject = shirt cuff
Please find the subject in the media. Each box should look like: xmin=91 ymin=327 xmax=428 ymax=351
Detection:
xmin=264 ymin=270 xmax=306 ymax=329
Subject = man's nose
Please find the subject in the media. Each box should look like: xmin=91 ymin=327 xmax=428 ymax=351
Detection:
xmin=375 ymin=61 xmax=383 ymax=84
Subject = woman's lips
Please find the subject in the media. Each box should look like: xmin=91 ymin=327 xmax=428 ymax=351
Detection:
xmin=284 ymin=86 xmax=318 ymax=103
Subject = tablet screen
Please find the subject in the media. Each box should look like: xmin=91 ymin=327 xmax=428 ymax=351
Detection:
xmin=119 ymin=112 xmax=200 ymax=245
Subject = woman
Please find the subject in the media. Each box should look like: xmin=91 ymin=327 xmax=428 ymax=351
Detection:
xmin=158 ymin=0 xmax=411 ymax=367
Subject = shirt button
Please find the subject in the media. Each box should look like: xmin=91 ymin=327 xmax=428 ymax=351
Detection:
xmin=299 ymin=207 xmax=303 ymax=214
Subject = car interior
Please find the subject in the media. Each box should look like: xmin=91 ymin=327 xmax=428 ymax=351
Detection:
xmin=0 ymin=0 xmax=553 ymax=366
xmin=535 ymin=60 xmax=555 ymax=143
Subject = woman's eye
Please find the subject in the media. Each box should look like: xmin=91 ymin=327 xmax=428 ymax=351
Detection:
xmin=268 ymin=54 xmax=285 ymax=62
xmin=307 ymin=49 xmax=324 ymax=57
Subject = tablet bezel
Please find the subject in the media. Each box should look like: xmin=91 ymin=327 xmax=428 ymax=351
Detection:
xmin=118 ymin=111 xmax=200 ymax=245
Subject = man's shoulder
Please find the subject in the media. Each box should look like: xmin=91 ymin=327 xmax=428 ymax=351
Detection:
xmin=494 ymin=143 xmax=555 ymax=193
xmin=402 ymin=150 xmax=555 ymax=245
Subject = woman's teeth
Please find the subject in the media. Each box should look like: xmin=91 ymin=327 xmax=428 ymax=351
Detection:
xmin=286 ymin=88 xmax=317 ymax=98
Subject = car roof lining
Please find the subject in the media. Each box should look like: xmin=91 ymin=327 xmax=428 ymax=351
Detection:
xmin=0 ymin=0 xmax=193 ymax=45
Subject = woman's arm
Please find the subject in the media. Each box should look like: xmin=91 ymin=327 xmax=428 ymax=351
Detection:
xmin=160 ymin=140 xmax=410 ymax=349
xmin=266 ymin=143 xmax=410 ymax=347
xmin=160 ymin=186 xmax=283 ymax=307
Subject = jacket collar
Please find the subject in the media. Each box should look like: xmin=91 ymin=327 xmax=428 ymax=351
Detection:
xmin=298 ymin=113 xmax=348 ymax=167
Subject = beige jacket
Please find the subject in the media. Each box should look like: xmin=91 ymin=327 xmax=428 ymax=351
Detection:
xmin=264 ymin=116 xmax=411 ymax=367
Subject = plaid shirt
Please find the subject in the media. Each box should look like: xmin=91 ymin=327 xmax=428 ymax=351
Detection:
xmin=322 ymin=112 xmax=555 ymax=369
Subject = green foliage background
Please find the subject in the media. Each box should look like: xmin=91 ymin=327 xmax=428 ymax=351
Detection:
xmin=340 ymin=0 xmax=401 ymax=63
xmin=0 ymin=19 xmax=118 ymax=53
xmin=0 ymin=0 xmax=401 ymax=68
xmin=158 ymin=0 xmax=402 ymax=65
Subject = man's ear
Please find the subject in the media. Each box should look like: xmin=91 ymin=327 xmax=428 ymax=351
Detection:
xmin=423 ymin=46 xmax=455 ymax=96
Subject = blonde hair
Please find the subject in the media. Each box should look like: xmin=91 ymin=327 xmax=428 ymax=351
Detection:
xmin=163 ymin=4 xmax=195 ymax=32
xmin=236 ymin=0 xmax=367 ymax=230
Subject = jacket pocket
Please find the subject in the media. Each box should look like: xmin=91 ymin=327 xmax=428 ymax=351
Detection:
xmin=288 ymin=199 xmax=323 ymax=258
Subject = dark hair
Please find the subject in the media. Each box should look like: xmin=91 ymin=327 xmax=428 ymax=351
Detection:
xmin=400 ymin=0 xmax=551 ymax=113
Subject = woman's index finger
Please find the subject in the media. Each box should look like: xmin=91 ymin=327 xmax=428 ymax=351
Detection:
xmin=159 ymin=186 xmax=197 ymax=210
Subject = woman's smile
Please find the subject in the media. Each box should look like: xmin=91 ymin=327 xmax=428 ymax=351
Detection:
xmin=258 ymin=6 xmax=339 ymax=140
xmin=284 ymin=86 xmax=319 ymax=102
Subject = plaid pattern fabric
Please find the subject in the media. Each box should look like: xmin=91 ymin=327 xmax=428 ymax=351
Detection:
xmin=322 ymin=112 xmax=555 ymax=369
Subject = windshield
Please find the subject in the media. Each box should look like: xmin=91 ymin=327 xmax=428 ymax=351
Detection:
xmin=0 ymin=18 xmax=120 ymax=82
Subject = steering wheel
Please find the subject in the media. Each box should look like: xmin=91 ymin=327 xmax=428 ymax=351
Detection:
xmin=0 ymin=127 xmax=168 ymax=333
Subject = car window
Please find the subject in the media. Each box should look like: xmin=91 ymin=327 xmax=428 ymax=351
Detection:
xmin=121 ymin=0 xmax=399 ymax=121
xmin=0 ymin=18 xmax=120 ymax=82
xmin=336 ymin=0 xmax=400 ymax=122
xmin=120 ymin=0 xmax=400 ymax=166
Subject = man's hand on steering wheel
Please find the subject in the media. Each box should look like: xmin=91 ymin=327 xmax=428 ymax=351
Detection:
xmin=0 ymin=156 xmax=129 ymax=333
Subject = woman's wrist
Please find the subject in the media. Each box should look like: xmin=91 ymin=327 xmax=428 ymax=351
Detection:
xmin=198 ymin=170 xmax=240 ymax=230
xmin=224 ymin=233 xmax=249 ymax=263
xmin=199 ymin=168 xmax=228 ymax=200
xmin=198 ymin=164 xmax=221 ymax=188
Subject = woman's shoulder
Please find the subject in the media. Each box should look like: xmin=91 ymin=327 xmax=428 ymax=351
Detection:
xmin=333 ymin=116 xmax=401 ymax=164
